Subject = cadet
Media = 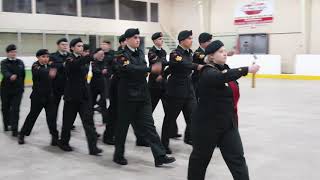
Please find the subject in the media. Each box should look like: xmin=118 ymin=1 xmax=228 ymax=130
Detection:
xmin=1 ymin=44 xmax=25 ymax=136
xmin=113 ymin=28 xmax=175 ymax=167
xmin=192 ymin=32 xmax=212 ymax=102
xmin=117 ymin=34 xmax=126 ymax=51
xmin=188 ymin=40 xmax=260 ymax=180
xmin=161 ymin=30 xmax=203 ymax=154
xmin=90 ymin=48 xmax=108 ymax=124
xmin=49 ymin=38 xmax=70 ymax=130
xmin=148 ymin=32 xmax=181 ymax=139
xmin=58 ymin=38 xmax=102 ymax=156
xmin=18 ymin=49 xmax=59 ymax=145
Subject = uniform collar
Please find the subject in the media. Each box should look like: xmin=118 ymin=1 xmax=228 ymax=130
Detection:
xmin=127 ymin=45 xmax=137 ymax=52
xmin=199 ymin=46 xmax=205 ymax=53
xmin=58 ymin=50 xmax=68 ymax=56
xmin=73 ymin=52 xmax=81 ymax=58
xmin=154 ymin=45 xmax=162 ymax=51
xmin=8 ymin=57 xmax=16 ymax=61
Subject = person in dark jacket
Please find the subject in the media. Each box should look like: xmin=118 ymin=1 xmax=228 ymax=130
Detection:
xmin=1 ymin=44 xmax=25 ymax=136
xmin=18 ymin=49 xmax=59 ymax=145
xmin=58 ymin=38 xmax=102 ymax=156
xmin=49 ymin=38 xmax=70 ymax=130
xmin=117 ymin=34 xmax=126 ymax=51
xmin=113 ymin=28 xmax=175 ymax=167
xmin=192 ymin=32 xmax=212 ymax=102
xmin=161 ymin=30 xmax=203 ymax=154
xmin=188 ymin=40 xmax=260 ymax=180
xmin=148 ymin=32 xmax=181 ymax=139
xmin=90 ymin=48 xmax=108 ymax=124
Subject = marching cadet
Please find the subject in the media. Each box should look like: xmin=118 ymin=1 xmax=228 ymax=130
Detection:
xmin=100 ymin=40 xmax=114 ymax=100
xmin=148 ymin=32 xmax=169 ymax=112
xmin=113 ymin=28 xmax=175 ymax=167
xmin=18 ymin=49 xmax=59 ymax=145
xmin=117 ymin=34 xmax=126 ymax=51
xmin=103 ymin=36 xmax=149 ymax=147
xmin=192 ymin=32 xmax=212 ymax=101
xmin=188 ymin=40 xmax=260 ymax=180
xmin=1 ymin=44 xmax=25 ymax=136
xmin=58 ymin=38 xmax=102 ymax=156
xmin=90 ymin=48 xmax=108 ymax=125
xmin=161 ymin=30 xmax=203 ymax=154
xmin=49 ymin=38 xmax=70 ymax=130
xmin=148 ymin=32 xmax=181 ymax=139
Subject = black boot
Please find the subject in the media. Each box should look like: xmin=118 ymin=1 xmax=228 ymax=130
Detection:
xmin=155 ymin=155 xmax=176 ymax=167
xmin=12 ymin=131 xmax=18 ymax=137
xmin=18 ymin=134 xmax=25 ymax=145
xmin=165 ymin=147 xmax=172 ymax=154
xmin=57 ymin=140 xmax=73 ymax=152
xmin=89 ymin=147 xmax=103 ymax=156
xmin=113 ymin=156 xmax=128 ymax=165
xmin=51 ymin=136 xmax=58 ymax=146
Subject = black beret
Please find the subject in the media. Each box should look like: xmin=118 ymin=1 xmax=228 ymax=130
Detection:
xmin=83 ymin=44 xmax=90 ymax=51
xmin=178 ymin=30 xmax=192 ymax=42
xmin=205 ymin=40 xmax=224 ymax=55
xmin=69 ymin=38 xmax=82 ymax=48
xmin=56 ymin=38 xmax=68 ymax=45
xmin=6 ymin=44 xmax=17 ymax=52
xmin=198 ymin=32 xmax=212 ymax=44
xmin=94 ymin=48 xmax=103 ymax=54
xmin=151 ymin=32 xmax=163 ymax=41
xmin=124 ymin=28 xmax=140 ymax=39
xmin=118 ymin=34 xmax=126 ymax=43
xmin=36 ymin=49 xmax=49 ymax=57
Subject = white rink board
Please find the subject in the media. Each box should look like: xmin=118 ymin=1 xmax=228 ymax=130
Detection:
xmin=295 ymin=55 xmax=320 ymax=75
xmin=226 ymin=55 xmax=282 ymax=75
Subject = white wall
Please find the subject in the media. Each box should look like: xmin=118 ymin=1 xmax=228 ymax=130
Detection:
xmin=0 ymin=12 xmax=160 ymax=36
xmin=295 ymin=55 xmax=320 ymax=75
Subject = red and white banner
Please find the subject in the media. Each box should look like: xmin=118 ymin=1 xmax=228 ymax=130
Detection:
xmin=234 ymin=0 xmax=274 ymax=25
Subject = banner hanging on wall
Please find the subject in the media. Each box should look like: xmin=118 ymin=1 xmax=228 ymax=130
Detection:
xmin=234 ymin=0 xmax=274 ymax=25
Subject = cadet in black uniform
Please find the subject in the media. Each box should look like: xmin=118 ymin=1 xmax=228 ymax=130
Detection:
xmin=117 ymin=34 xmax=126 ymax=51
xmin=188 ymin=40 xmax=260 ymax=180
xmin=18 ymin=49 xmax=59 ymax=145
xmin=49 ymin=38 xmax=70 ymax=130
xmin=103 ymin=35 xmax=149 ymax=147
xmin=100 ymin=40 xmax=114 ymax=101
xmin=192 ymin=33 xmax=212 ymax=102
xmin=148 ymin=32 xmax=181 ymax=139
xmin=90 ymin=48 xmax=108 ymax=124
xmin=113 ymin=28 xmax=175 ymax=167
xmin=161 ymin=30 xmax=203 ymax=154
xmin=1 ymin=44 xmax=25 ymax=136
xmin=58 ymin=38 xmax=102 ymax=156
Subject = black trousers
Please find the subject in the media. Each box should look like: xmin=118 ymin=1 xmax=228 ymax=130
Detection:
xmin=104 ymin=78 xmax=118 ymax=140
xmin=1 ymin=90 xmax=23 ymax=132
xmin=114 ymin=99 xmax=166 ymax=159
xmin=104 ymin=78 xmax=145 ymax=143
xmin=52 ymin=93 xmax=63 ymax=126
xmin=20 ymin=97 xmax=58 ymax=138
xmin=161 ymin=96 xmax=196 ymax=148
xmin=60 ymin=100 xmax=97 ymax=151
xmin=91 ymin=86 xmax=108 ymax=123
xmin=188 ymin=125 xmax=249 ymax=180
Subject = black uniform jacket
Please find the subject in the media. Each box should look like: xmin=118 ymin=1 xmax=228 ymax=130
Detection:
xmin=30 ymin=61 xmax=54 ymax=101
xmin=194 ymin=63 xmax=248 ymax=129
xmin=0 ymin=58 xmax=25 ymax=93
xmin=116 ymin=46 xmax=151 ymax=102
xmin=49 ymin=51 xmax=70 ymax=96
xmin=63 ymin=53 xmax=92 ymax=102
xmin=147 ymin=46 xmax=168 ymax=90
xmin=166 ymin=45 xmax=198 ymax=98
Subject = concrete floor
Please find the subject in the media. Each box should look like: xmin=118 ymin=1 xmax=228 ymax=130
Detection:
xmin=0 ymin=78 xmax=320 ymax=180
